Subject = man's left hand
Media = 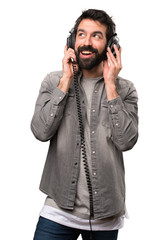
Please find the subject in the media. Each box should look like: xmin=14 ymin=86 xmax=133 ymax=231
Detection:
xmin=103 ymin=45 xmax=122 ymax=100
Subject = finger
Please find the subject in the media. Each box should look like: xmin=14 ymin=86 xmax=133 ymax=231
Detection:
xmin=107 ymin=47 xmax=117 ymax=65
xmin=64 ymin=49 xmax=77 ymax=64
xmin=113 ymin=45 xmax=122 ymax=65
xmin=107 ymin=48 xmax=116 ymax=66
xmin=69 ymin=51 xmax=77 ymax=63
xmin=64 ymin=45 xmax=75 ymax=56
xmin=106 ymin=52 xmax=114 ymax=68
xmin=64 ymin=45 xmax=68 ymax=54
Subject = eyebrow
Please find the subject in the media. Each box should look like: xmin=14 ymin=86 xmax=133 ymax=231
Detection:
xmin=78 ymin=29 xmax=104 ymax=37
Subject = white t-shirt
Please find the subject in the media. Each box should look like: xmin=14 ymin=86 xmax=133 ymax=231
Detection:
xmin=40 ymin=204 xmax=125 ymax=231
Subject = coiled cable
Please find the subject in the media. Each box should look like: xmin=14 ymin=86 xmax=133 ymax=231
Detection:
xmin=72 ymin=61 xmax=94 ymax=239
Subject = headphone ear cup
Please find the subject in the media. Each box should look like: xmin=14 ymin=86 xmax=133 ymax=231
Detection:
xmin=107 ymin=34 xmax=120 ymax=58
xmin=67 ymin=30 xmax=76 ymax=49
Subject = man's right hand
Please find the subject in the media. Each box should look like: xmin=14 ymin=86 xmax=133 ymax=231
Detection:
xmin=58 ymin=45 xmax=78 ymax=93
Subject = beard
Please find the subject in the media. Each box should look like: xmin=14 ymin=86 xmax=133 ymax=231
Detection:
xmin=75 ymin=45 xmax=106 ymax=70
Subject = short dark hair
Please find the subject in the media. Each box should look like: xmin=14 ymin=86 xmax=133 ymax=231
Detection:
xmin=73 ymin=9 xmax=116 ymax=41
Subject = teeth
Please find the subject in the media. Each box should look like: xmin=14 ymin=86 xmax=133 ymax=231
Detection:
xmin=82 ymin=51 xmax=92 ymax=55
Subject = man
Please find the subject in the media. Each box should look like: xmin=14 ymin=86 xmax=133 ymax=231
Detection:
xmin=31 ymin=9 xmax=138 ymax=240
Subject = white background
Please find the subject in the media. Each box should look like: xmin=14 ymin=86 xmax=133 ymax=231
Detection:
xmin=0 ymin=0 xmax=160 ymax=239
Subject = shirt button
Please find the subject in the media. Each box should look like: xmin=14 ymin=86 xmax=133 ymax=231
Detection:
xmin=110 ymin=105 xmax=113 ymax=108
xmin=50 ymin=113 xmax=54 ymax=117
xmin=94 ymin=191 xmax=98 ymax=195
xmin=93 ymin=172 xmax=96 ymax=176
xmin=92 ymin=131 xmax=95 ymax=134
xmin=92 ymin=109 xmax=96 ymax=113
xmin=59 ymin=96 xmax=62 ymax=100
xmin=92 ymin=151 xmax=96 ymax=154
xmin=115 ymin=123 xmax=119 ymax=126
xmin=94 ymin=90 xmax=98 ymax=93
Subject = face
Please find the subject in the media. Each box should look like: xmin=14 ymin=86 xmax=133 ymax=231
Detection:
xmin=75 ymin=19 xmax=107 ymax=70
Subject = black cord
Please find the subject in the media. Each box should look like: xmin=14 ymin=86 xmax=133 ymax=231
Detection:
xmin=72 ymin=62 xmax=94 ymax=239
xmin=72 ymin=62 xmax=94 ymax=240
xmin=72 ymin=62 xmax=94 ymax=218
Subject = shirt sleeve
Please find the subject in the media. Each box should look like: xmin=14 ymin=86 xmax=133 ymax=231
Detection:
xmin=31 ymin=74 xmax=68 ymax=141
xmin=108 ymin=83 xmax=138 ymax=151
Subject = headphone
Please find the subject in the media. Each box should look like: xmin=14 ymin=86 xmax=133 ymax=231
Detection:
xmin=67 ymin=28 xmax=120 ymax=58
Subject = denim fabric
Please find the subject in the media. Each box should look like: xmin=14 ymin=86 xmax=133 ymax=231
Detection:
xmin=33 ymin=217 xmax=119 ymax=240
xmin=31 ymin=71 xmax=138 ymax=219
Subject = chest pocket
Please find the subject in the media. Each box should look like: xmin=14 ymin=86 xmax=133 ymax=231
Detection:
xmin=100 ymin=100 xmax=112 ymax=139
xmin=64 ymin=92 xmax=75 ymax=116
xmin=101 ymin=100 xmax=110 ymax=126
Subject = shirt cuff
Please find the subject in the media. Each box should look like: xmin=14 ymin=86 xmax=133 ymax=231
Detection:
xmin=51 ymin=87 xmax=68 ymax=105
xmin=108 ymin=96 xmax=124 ymax=114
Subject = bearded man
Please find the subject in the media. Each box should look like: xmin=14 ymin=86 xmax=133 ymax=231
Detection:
xmin=31 ymin=9 xmax=138 ymax=240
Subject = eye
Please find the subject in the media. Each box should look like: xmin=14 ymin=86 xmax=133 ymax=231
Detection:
xmin=93 ymin=32 xmax=103 ymax=40
xmin=93 ymin=33 xmax=101 ymax=39
xmin=78 ymin=32 xmax=85 ymax=38
xmin=94 ymin=34 xmax=99 ymax=38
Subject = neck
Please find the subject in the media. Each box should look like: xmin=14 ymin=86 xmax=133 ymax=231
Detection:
xmin=82 ymin=62 xmax=103 ymax=78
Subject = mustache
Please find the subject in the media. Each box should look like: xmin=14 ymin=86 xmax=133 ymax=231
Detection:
xmin=77 ymin=45 xmax=98 ymax=54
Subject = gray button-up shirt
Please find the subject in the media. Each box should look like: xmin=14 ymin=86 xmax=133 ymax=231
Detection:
xmin=31 ymin=71 xmax=138 ymax=220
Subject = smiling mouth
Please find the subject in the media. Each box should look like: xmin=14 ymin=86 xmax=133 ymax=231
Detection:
xmin=80 ymin=51 xmax=95 ymax=58
xmin=81 ymin=50 xmax=93 ymax=55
